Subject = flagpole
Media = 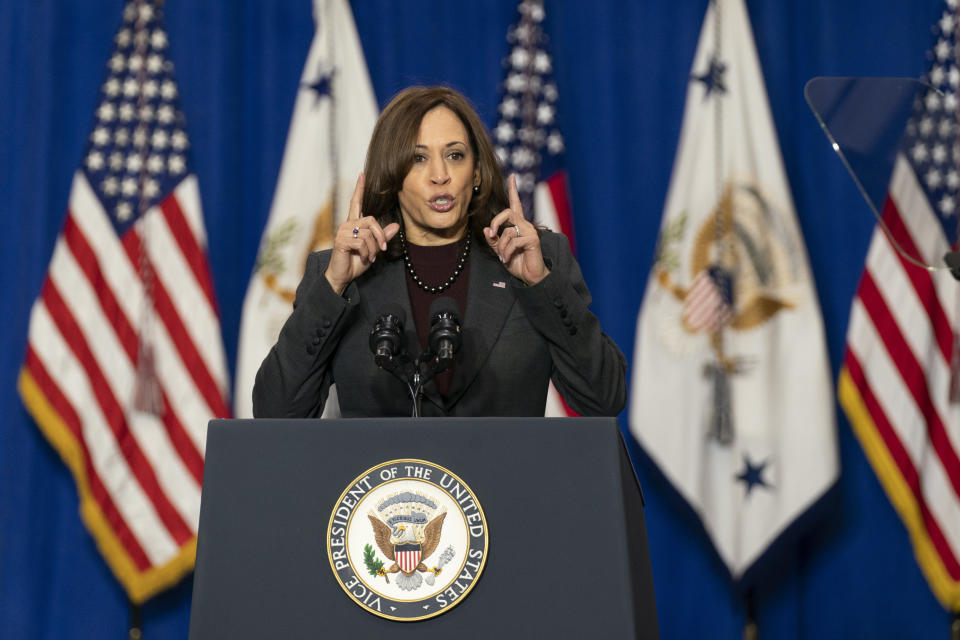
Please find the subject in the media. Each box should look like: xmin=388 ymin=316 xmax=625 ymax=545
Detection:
xmin=128 ymin=602 xmax=143 ymax=640
xmin=743 ymin=587 xmax=758 ymax=640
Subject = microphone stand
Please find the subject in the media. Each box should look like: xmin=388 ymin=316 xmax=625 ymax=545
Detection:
xmin=375 ymin=351 xmax=445 ymax=418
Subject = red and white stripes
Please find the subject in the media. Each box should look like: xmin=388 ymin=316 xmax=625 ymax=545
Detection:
xmin=21 ymin=171 xmax=229 ymax=598
xmin=842 ymin=154 xmax=960 ymax=601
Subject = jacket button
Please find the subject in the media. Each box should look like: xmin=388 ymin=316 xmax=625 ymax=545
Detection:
xmin=321 ymin=318 xmax=332 ymax=328
xmin=312 ymin=336 xmax=321 ymax=345
xmin=559 ymin=308 xmax=568 ymax=318
xmin=568 ymin=327 xmax=578 ymax=335
xmin=553 ymin=297 xmax=563 ymax=308
xmin=306 ymin=344 xmax=318 ymax=355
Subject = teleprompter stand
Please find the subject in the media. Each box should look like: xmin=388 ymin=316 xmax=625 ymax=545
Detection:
xmin=189 ymin=418 xmax=659 ymax=639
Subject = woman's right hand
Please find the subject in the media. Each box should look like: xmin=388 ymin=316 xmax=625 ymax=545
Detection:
xmin=325 ymin=173 xmax=400 ymax=295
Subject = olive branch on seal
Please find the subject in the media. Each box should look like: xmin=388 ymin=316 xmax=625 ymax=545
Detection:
xmin=363 ymin=544 xmax=388 ymax=583
xmin=654 ymin=210 xmax=687 ymax=273
xmin=254 ymin=218 xmax=298 ymax=276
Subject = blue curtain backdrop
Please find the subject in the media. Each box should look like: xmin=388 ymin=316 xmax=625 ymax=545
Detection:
xmin=0 ymin=0 xmax=949 ymax=637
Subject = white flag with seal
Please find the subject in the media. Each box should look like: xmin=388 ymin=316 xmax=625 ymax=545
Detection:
xmin=234 ymin=0 xmax=377 ymax=418
xmin=629 ymin=0 xmax=838 ymax=576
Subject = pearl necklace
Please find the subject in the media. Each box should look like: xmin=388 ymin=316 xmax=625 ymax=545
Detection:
xmin=400 ymin=230 xmax=470 ymax=294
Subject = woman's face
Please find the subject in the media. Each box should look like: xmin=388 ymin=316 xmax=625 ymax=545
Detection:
xmin=397 ymin=106 xmax=478 ymax=245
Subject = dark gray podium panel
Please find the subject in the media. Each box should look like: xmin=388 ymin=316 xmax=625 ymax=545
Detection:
xmin=189 ymin=418 xmax=658 ymax=639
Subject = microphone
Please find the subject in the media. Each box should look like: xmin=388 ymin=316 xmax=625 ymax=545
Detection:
xmin=428 ymin=297 xmax=462 ymax=372
xmin=369 ymin=305 xmax=406 ymax=367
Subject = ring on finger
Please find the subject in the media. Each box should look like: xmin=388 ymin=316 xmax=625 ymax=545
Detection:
xmin=352 ymin=226 xmax=360 ymax=239
xmin=514 ymin=225 xmax=521 ymax=238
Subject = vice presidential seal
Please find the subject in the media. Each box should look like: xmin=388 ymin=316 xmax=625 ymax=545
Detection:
xmin=326 ymin=459 xmax=488 ymax=621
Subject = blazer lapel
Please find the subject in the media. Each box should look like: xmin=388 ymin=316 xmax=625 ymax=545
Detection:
xmin=443 ymin=239 xmax=516 ymax=410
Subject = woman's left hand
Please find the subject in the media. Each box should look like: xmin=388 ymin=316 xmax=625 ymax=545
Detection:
xmin=484 ymin=173 xmax=550 ymax=286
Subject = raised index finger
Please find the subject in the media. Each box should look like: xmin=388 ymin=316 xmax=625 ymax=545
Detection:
xmin=348 ymin=172 xmax=365 ymax=221
xmin=508 ymin=173 xmax=523 ymax=219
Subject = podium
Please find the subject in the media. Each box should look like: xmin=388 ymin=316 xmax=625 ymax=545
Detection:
xmin=189 ymin=418 xmax=658 ymax=639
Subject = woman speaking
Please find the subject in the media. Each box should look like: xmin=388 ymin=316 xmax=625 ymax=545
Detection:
xmin=252 ymin=86 xmax=625 ymax=418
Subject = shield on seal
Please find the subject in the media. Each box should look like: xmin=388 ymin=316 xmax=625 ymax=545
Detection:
xmin=395 ymin=543 xmax=422 ymax=574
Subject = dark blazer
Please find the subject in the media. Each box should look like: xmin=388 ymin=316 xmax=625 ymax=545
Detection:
xmin=252 ymin=231 xmax=626 ymax=418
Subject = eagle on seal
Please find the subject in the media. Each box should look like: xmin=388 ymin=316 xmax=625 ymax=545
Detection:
xmin=367 ymin=491 xmax=447 ymax=591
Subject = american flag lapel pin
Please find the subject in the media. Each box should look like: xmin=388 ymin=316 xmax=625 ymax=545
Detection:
xmin=492 ymin=281 xmax=506 ymax=289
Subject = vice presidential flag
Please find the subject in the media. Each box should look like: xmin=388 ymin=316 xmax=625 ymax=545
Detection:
xmin=494 ymin=0 xmax=577 ymax=417
xmin=838 ymin=2 xmax=960 ymax=610
xmin=233 ymin=0 xmax=377 ymax=418
xmin=18 ymin=0 xmax=230 ymax=602
xmin=629 ymin=0 xmax=838 ymax=576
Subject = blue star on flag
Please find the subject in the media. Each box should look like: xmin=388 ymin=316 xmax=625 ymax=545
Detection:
xmin=735 ymin=455 xmax=770 ymax=496
xmin=302 ymin=68 xmax=334 ymax=106
xmin=692 ymin=54 xmax=727 ymax=97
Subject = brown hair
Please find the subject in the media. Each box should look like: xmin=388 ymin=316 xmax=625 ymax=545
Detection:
xmin=361 ymin=86 xmax=508 ymax=257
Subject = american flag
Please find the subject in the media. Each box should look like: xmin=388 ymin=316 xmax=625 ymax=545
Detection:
xmin=838 ymin=1 xmax=960 ymax=610
xmin=18 ymin=0 xmax=230 ymax=603
xmin=495 ymin=0 xmax=577 ymax=418
xmin=494 ymin=0 xmax=575 ymax=247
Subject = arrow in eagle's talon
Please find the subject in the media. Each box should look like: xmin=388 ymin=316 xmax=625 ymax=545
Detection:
xmin=424 ymin=546 xmax=455 ymax=586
